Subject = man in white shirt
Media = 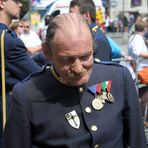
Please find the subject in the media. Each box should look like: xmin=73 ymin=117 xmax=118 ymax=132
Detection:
xmin=128 ymin=20 xmax=148 ymax=72
xmin=20 ymin=19 xmax=42 ymax=55
xmin=128 ymin=20 xmax=148 ymax=120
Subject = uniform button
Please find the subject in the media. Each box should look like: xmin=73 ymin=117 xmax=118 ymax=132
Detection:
xmin=79 ymin=87 xmax=84 ymax=92
xmin=85 ymin=107 xmax=92 ymax=113
xmin=94 ymin=58 xmax=100 ymax=63
xmin=91 ymin=125 xmax=98 ymax=131
xmin=94 ymin=144 xmax=100 ymax=148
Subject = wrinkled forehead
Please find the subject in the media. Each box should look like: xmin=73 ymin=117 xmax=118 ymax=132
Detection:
xmin=54 ymin=13 xmax=91 ymax=41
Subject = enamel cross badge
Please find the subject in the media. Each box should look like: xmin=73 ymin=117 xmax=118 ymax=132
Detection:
xmin=65 ymin=110 xmax=80 ymax=129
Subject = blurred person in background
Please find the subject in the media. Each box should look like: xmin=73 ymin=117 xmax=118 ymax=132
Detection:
xmin=128 ymin=20 xmax=148 ymax=79
xmin=143 ymin=17 xmax=148 ymax=46
xmin=129 ymin=13 xmax=142 ymax=35
xmin=105 ymin=12 xmax=110 ymax=33
xmin=128 ymin=12 xmax=135 ymax=33
xmin=9 ymin=20 xmax=24 ymax=37
xmin=39 ymin=15 xmax=52 ymax=41
xmin=0 ymin=0 xmax=41 ymax=147
xmin=128 ymin=20 xmax=148 ymax=115
xmin=107 ymin=36 xmax=132 ymax=60
xmin=20 ymin=19 xmax=42 ymax=55
xmin=107 ymin=36 xmax=135 ymax=80
xmin=69 ymin=0 xmax=112 ymax=61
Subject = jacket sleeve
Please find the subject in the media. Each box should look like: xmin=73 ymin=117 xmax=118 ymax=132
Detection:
xmin=6 ymin=35 xmax=41 ymax=80
xmin=93 ymin=29 xmax=112 ymax=61
xmin=3 ymin=83 xmax=32 ymax=148
xmin=122 ymin=67 xmax=147 ymax=147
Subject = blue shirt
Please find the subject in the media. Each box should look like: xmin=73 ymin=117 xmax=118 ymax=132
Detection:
xmin=107 ymin=36 xmax=122 ymax=59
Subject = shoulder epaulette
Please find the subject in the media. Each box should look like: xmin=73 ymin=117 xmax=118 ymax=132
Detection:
xmin=0 ymin=29 xmax=17 ymax=38
xmin=1 ymin=29 xmax=17 ymax=38
xmin=8 ymin=30 xmax=17 ymax=38
xmin=91 ymin=25 xmax=98 ymax=32
xmin=94 ymin=58 xmax=101 ymax=63
xmin=94 ymin=58 xmax=123 ymax=67
xmin=21 ymin=66 xmax=46 ymax=83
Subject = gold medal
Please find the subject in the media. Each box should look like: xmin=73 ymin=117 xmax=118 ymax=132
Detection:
xmin=92 ymin=98 xmax=104 ymax=110
xmin=107 ymin=92 xmax=114 ymax=102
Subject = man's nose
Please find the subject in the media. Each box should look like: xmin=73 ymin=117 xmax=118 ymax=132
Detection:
xmin=71 ymin=59 xmax=83 ymax=73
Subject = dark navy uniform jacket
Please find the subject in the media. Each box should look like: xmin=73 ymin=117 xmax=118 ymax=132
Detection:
xmin=4 ymin=62 xmax=146 ymax=148
xmin=0 ymin=23 xmax=41 ymax=142
xmin=0 ymin=23 xmax=41 ymax=92
xmin=90 ymin=23 xmax=112 ymax=61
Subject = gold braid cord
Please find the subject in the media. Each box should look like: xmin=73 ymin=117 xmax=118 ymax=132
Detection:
xmin=1 ymin=30 xmax=6 ymax=130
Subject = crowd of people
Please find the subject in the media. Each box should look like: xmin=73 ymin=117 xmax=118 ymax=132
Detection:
xmin=0 ymin=0 xmax=148 ymax=147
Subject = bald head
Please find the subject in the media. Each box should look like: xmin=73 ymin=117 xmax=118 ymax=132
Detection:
xmin=45 ymin=13 xmax=92 ymax=48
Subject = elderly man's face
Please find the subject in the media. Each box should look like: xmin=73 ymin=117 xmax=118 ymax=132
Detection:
xmin=50 ymin=26 xmax=93 ymax=86
xmin=23 ymin=21 xmax=30 ymax=34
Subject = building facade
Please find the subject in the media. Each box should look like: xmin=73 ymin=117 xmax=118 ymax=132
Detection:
xmin=109 ymin=0 xmax=148 ymax=19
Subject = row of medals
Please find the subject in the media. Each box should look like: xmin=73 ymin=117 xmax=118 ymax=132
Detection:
xmin=92 ymin=91 xmax=114 ymax=110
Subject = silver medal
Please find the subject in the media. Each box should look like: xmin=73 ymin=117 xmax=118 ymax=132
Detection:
xmin=92 ymin=98 xmax=104 ymax=110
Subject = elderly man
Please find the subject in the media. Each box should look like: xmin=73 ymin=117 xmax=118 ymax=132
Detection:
xmin=4 ymin=13 xmax=146 ymax=148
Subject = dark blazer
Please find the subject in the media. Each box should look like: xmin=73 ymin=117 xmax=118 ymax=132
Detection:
xmin=31 ymin=51 xmax=48 ymax=67
xmin=90 ymin=23 xmax=112 ymax=61
xmin=0 ymin=23 xmax=41 ymax=144
xmin=0 ymin=23 xmax=41 ymax=92
xmin=4 ymin=62 xmax=147 ymax=148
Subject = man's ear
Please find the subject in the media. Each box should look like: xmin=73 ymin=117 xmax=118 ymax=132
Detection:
xmin=42 ymin=42 xmax=53 ymax=61
xmin=83 ymin=11 xmax=90 ymax=20
xmin=0 ymin=0 xmax=5 ymax=9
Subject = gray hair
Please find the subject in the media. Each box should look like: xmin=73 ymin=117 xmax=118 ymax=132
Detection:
xmin=44 ymin=13 xmax=91 ymax=48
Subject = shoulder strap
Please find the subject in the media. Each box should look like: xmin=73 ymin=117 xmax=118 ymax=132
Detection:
xmin=1 ymin=30 xmax=6 ymax=130
xmin=129 ymin=33 xmax=137 ymax=43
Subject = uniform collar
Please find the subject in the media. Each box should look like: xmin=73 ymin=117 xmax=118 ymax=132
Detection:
xmin=0 ymin=23 xmax=18 ymax=38
xmin=0 ymin=23 xmax=9 ymax=30
xmin=89 ymin=22 xmax=97 ymax=29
